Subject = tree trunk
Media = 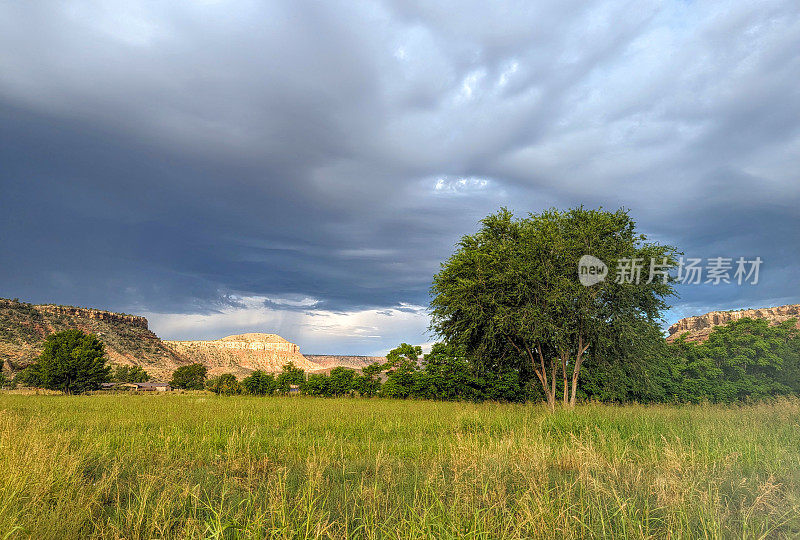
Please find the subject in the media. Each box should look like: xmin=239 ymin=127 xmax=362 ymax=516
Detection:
xmin=569 ymin=337 xmax=590 ymax=407
xmin=560 ymin=350 xmax=569 ymax=405
xmin=508 ymin=338 xmax=556 ymax=411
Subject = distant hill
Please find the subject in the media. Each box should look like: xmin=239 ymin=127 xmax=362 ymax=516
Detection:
xmin=165 ymin=337 xmax=386 ymax=377
xmin=0 ymin=298 xmax=189 ymax=379
xmin=166 ymin=333 xmax=315 ymax=377
xmin=0 ymin=298 xmax=386 ymax=381
xmin=303 ymin=355 xmax=383 ymax=372
xmin=667 ymin=304 xmax=800 ymax=342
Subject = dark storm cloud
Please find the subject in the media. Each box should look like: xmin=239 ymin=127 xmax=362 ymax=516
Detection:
xmin=1 ymin=0 xmax=799 ymax=352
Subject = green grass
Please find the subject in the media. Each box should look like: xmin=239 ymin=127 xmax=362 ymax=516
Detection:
xmin=1 ymin=395 xmax=799 ymax=539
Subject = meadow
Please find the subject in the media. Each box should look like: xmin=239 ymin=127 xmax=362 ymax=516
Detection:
xmin=0 ymin=394 xmax=799 ymax=539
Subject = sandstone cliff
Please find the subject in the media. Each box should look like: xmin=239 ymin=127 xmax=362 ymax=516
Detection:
xmin=0 ymin=298 xmax=189 ymax=379
xmin=1 ymin=298 xmax=388 ymax=381
xmin=303 ymin=355 xmax=384 ymax=371
xmin=667 ymin=304 xmax=800 ymax=342
xmin=165 ymin=333 xmax=316 ymax=376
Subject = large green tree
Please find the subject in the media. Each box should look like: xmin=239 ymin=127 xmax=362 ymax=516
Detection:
xmin=431 ymin=207 xmax=677 ymax=408
xmin=113 ymin=364 xmax=150 ymax=383
xmin=277 ymin=362 xmax=306 ymax=394
xmin=241 ymin=370 xmax=277 ymax=396
xmin=169 ymin=363 xmax=207 ymax=390
xmin=35 ymin=330 xmax=111 ymax=394
xmin=207 ymin=373 xmax=241 ymax=395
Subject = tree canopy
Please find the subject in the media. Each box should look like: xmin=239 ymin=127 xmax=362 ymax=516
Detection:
xmin=34 ymin=330 xmax=111 ymax=394
xmin=169 ymin=363 xmax=207 ymax=390
xmin=431 ymin=207 xmax=677 ymax=408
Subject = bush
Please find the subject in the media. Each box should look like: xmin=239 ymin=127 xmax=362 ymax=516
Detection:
xmin=276 ymin=362 xmax=305 ymax=394
xmin=241 ymin=370 xmax=276 ymax=396
xmin=33 ymin=330 xmax=111 ymax=394
xmin=303 ymin=373 xmax=329 ymax=396
xmin=328 ymin=367 xmax=355 ymax=396
xmin=170 ymin=363 xmax=207 ymax=390
xmin=207 ymin=373 xmax=241 ymax=395
xmin=113 ymin=365 xmax=150 ymax=383
xmin=353 ymin=362 xmax=382 ymax=397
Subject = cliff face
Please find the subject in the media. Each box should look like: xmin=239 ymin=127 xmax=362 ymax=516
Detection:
xmin=303 ymin=355 xmax=384 ymax=371
xmin=1 ymin=298 xmax=388 ymax=381
xmin=165 ymin=333 xmax=315 ymax=376
xmin=0 ymin=299 xmax=189 ymax=379
xmin=34 ymin=305 xmax=148 ymax=329
xmin=667 ymin=304 xmax=800 ymax=342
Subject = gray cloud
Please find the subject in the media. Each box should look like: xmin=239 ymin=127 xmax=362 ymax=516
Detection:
xmin=1 ymin=0 xmax=798 ymax=353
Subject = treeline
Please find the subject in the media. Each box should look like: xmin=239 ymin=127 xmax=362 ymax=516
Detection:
xmin=198 ymin=342 xmax=529 ymax=401
xmin=198 ymin=318 xmax=800 ymax=403
xmin=4 ymin=317 xmax=799 ymax=403
xmin=581 ymin=318 xmax=800 ymax=403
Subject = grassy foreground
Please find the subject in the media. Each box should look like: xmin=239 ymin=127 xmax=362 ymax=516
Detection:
xmin=0 ymin=395 xmax=799 ymax=539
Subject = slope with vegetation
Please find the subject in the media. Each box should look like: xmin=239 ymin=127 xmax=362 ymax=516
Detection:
xmin=0 ymin=298 xmax=188 ymax=380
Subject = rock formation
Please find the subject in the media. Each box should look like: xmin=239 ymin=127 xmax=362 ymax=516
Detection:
xmin=1 ymin=298 xmax=389 ymax=381
xmin=0 ymin=298 xmax=189 ymax=379
xmin=302 ymin=355 xmax=384 ymax=371
xmin=667 ymin=304 xmax=800 ymax=342
xmin=165 ymin=333 xmax=316 ymax=376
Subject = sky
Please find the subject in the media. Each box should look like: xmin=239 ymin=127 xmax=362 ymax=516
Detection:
xmin=1 ymin=0 xmax=799 ymax=355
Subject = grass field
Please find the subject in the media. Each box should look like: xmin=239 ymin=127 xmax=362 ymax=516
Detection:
xmin=1 ymin=394 xmax=799 ymax=539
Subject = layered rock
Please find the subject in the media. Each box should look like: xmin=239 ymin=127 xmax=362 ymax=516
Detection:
xmin=667 ymin=304 xmax=800 ymax=342
xmin=1 ymin=298 xmax=390 ymax=381
xmin=165 ymin=333 xmax=315 ymax=376
xmin=303 ymin=355 xmax=385 ymax=371
xmin=0 ymin=298 xmax=189 ymax=379
xmin=34 ymin=304 xmax=148 ymax=329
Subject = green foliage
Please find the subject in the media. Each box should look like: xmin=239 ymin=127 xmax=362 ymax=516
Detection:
xmin=381 ymin=365 xmax=416 ymax=399
xmin=578 ymin=321 xmax=672 ymax=403
xmin=411 ymin=343 xmax=476 ymax=401
xmin=386 ymin=343 xmax=421 ymax=368
xmin=169 ymin=363 xmax=207 ymax=390
xmin=662 ymin=318 xmax=800 ymax=403
xmin=381 ymin=343 xmax=421 ymax=399
xmin=240 ymin=370 xmax=276 ymax=396
xmin=431 ymin=207 xmax=677 ymax=408
xmin=113 ymin=364 xmax=150 ymax=383
xmin=327 ymin=367 xmax=355 ymax=396
xmin=30 ymin=330 xmax=111 ymax=394
xmin=276 ymin=362 xmax=305 ymax=394
xmin=207 ymin=373 xmax=241 ymax=395
xmin=353 ymin=362 xmax=383 ymax=397
xmin=13 ymin=364 xmax=43 ymax=388
xmin=303 ymin=373 xmax=329 ymax=396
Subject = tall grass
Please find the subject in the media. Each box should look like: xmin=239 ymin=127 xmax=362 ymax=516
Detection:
xmin=0 ymin=395 xmax=798 ymax=538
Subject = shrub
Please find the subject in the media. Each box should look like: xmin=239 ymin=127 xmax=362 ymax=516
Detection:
xmin=241 ymin=370 xmax=276 ymax=396
xmin=34 ymin=330 xmax=111 ymax=394
xmin=170 ymin=363 xmax=207 ymax=390
xmin=207 ymin=373 xmax=241 ymax=395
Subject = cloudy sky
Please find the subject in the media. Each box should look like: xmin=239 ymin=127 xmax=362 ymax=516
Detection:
xmin=1 ymin=0 xmax=798 ymax=355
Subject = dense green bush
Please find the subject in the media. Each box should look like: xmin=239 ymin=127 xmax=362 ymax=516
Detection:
xmin=276 ymin=362 xmax=306 ymax=394
xmin=113 ymin=365 xmax=150 ymax=383
xmin=24 ymin=330 xmax=112 ymax=394
xmin=241 ymin=370 xmax=276 ymax=396
xmin=169 ymin=363 xmax=207 ymax=390
xmin=207 ymin=373 xmax=241 ymax=395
